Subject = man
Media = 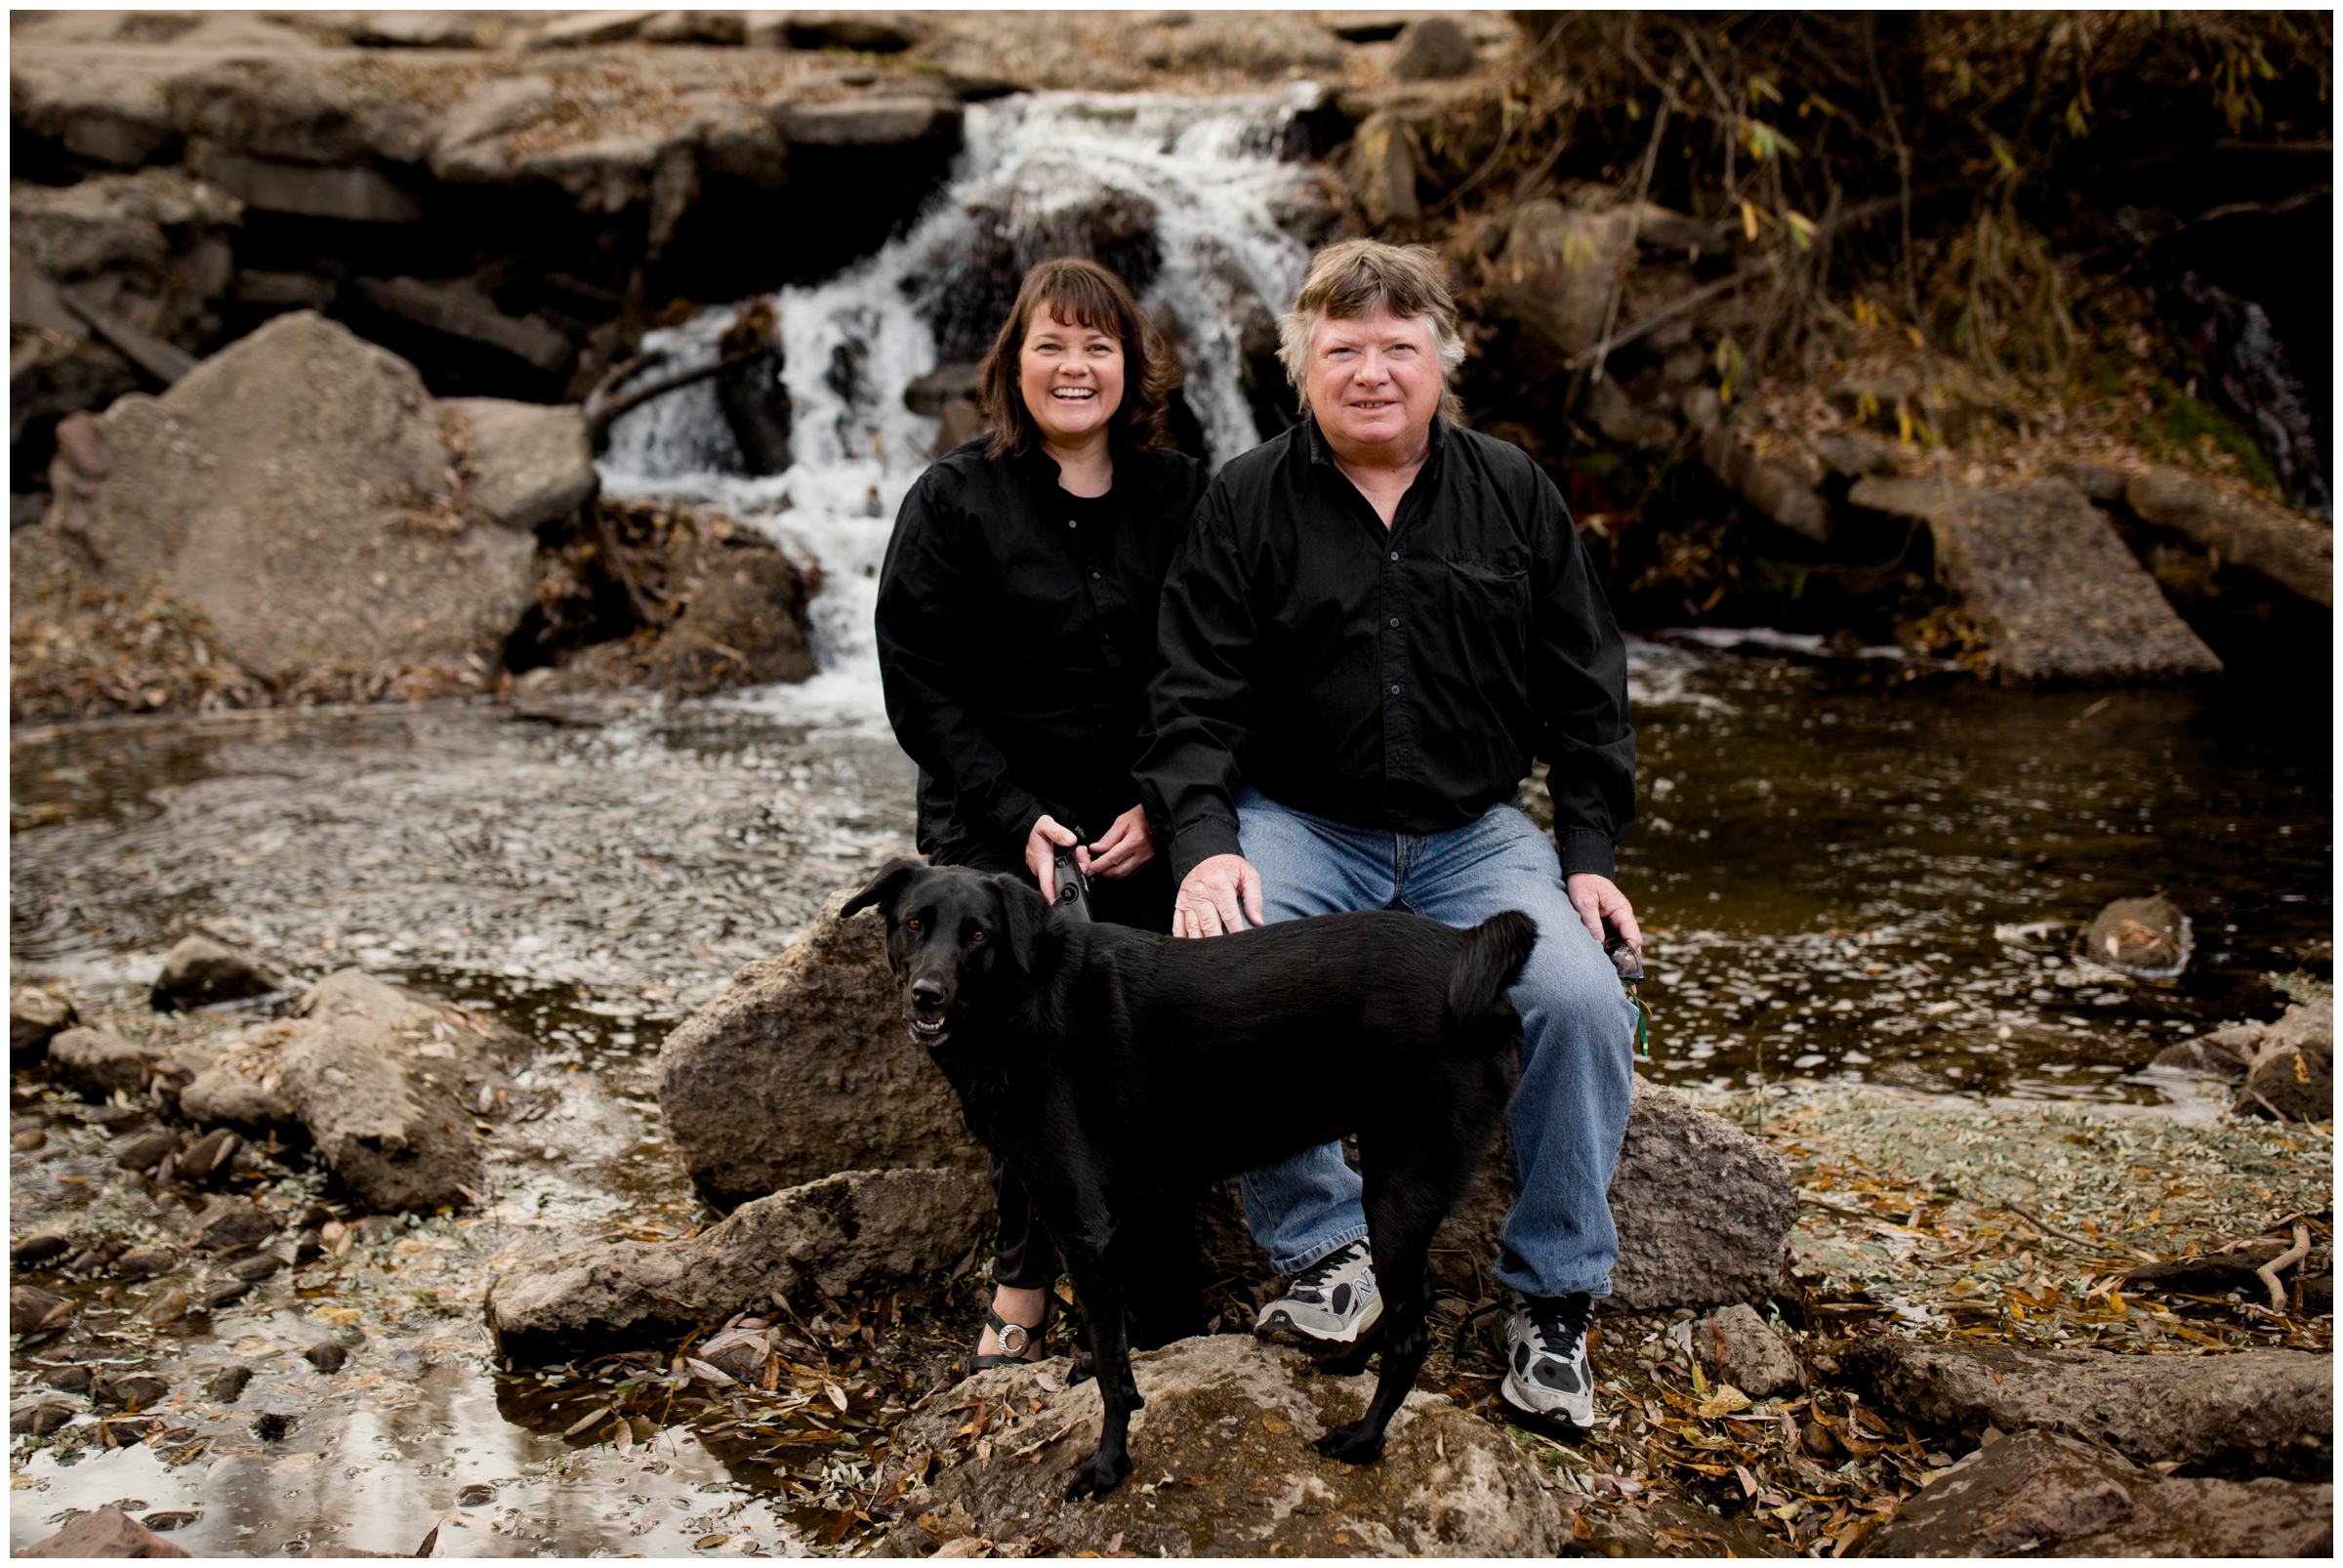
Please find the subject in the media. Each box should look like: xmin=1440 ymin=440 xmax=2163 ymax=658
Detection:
xmin=1135 ymin=239 xmax=1639 ymax=1428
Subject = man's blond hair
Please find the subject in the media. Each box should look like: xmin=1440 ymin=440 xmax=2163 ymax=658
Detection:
xmin=1277 ymin=239 xmax=1467 ymax=426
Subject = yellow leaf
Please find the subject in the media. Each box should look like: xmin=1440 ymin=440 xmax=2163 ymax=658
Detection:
xmin=1698 ymin=1385 xmax=1752 ymax=1420
xmin=1741 ymin=201 xmax=1759 ymax=241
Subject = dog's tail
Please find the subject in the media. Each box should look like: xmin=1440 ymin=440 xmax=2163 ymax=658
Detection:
xmin=1446 ymin=910 xmax=1539 ymax=1051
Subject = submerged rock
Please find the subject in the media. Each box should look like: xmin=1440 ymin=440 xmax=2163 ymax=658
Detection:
xmin=1849 ymin=475 xmax=2224 ymax=681
xmin=19 ymin=1505 xmax=192 ymax=1558
xmin=2078 ymin=894 xmax=2191 ymax=978
xmin=1846 ymin=1339 xmax=2331 ymax=1479
xmin=485 ymin=1167 xmax=988 ymax=1357
xmin=659 ymin=887 xmax=984 ymax=1205
xmin=1870 ymin=1427 xmax=2332 ymax=1557
xmin=884 ymin=1336 xmax=1567 ymax=1557
xmin=149 ymin=934 xmax=285 ymax=1010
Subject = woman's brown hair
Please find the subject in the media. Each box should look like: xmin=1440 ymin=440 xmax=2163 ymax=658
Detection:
xmin=978 ymin=258 xmax=1178 ymax=459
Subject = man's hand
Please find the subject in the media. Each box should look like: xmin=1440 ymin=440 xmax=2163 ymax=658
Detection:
xmin=1172 ymin=854 xmax=1264 ymax=938
xmin=1085 ymin=805 xmax=1157 ymax=881
xmin=1566 ymin=873 xmax=1640 ymax=951
xmin=1025 ymin=815 xmax=1080 ymax=902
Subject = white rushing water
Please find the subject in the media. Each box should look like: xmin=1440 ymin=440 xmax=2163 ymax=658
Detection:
xmin=596 ymin=87 xmax=1324 ymax=729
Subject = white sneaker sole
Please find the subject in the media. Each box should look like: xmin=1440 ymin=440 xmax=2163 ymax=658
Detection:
xmin=1501 ymin=1368 xmax=1593 ymax=1429
xmin=1254 ymin=1292 xmax=1384 ymax=1346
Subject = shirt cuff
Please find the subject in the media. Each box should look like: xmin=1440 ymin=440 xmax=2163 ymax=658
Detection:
xmin=1168 ymin=814 xmax=1244 ymax=885
xmin=1553 ymin=828 xmax=1616 ymax=880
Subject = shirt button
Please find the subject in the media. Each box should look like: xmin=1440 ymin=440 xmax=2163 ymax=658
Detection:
xmin=1389 ymin=683 xmax=1402 ymax=695
xmin=1068 ymin=520 xmax=1078 ymax=528
xmin=1388 ymin=551 xmax=1399 ymax=560
xmin=1388 ymin=616 xmax=1400 ymax=628
xmin=1090 ymin=571 xmax=1101 ymax=580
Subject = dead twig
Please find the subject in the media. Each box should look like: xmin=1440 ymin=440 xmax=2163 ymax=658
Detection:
xmin=584 ymin=346 xmax=767 ymax=445
xmin=1995 ymin=1199 xmax=2095 ymax=1249
xmin=2256 ymin=1222 xmax=2312 ymax=1315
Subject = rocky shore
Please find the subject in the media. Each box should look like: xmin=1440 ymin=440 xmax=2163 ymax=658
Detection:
xmin=11 ymin=888 xmax=2331 ymax=1556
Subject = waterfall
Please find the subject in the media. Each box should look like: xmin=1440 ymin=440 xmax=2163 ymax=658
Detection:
xmin=596 ymin=86 xmax=1324 ymax=725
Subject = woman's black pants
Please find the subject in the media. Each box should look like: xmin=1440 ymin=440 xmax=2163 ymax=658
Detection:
xmin=926 ymin=832 xmax=1172 ymax=1290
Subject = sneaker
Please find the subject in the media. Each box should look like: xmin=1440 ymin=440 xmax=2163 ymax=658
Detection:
xmin=1500 ymin=1291 xmax=1596 ymax=1427
xmin=1254 ymin=1240 xmax=1382 ymax=1345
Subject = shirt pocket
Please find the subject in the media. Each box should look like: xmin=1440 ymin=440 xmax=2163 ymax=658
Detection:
xmin=1433 ymin=556 xmax=1534 ymax=680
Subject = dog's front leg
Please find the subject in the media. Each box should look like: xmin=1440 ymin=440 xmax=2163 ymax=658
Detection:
xmin=1061 ymin=1255 xmax=1137 ymax=1501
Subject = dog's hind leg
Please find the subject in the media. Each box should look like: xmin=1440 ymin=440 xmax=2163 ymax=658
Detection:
xmin=1311 ymin=1137 xmax=1462 ymax=1465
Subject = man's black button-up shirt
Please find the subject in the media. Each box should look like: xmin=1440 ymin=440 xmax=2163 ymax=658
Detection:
xmin=1136 ymin=417 xmax=1634 ymax=883
xmin=877 ymin=437 xmax=1208 ymax=853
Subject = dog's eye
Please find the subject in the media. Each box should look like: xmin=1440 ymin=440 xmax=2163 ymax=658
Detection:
xmin=970 ymin=929 xmax=989 ymax=944
xmin=905 ymin=919 xmax=923 ymax=933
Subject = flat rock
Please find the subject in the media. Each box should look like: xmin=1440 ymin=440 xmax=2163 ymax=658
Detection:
xmin=2150 ymin=1021 xmax=2261 ymax=1077
xmin=273 ymin=969 xmax=528 ymax=1214
xmin=1697 ymin=1302 xmax=1801 ymax=1397
xmin=11 ymin=987 xmax=77 ymax=1062
xmin=2126 ymin=465 xmax=2332 ymax=607
xmin=149 ymin=934 xmax=284 ymax=1011
xmin=1390 ymin=17 xmax=1479 ymax=81
xmin=484 ymin=1167 xmax=989 ymax=1357
xmin=768 ymin=96 xmax=962 ymax=147
xmin=1845 ymin=1339 xmax=2330 ymax=1479
xmin=658 ymin=887 xmax=986 ymax=1205
xmin=48 ymin=1025 xmax=153 ymax=1095
xmin=18 ymin=1505 xmax=192 ymax=1558
xmin=884 ymin=1336 xmax=1567 ymax=1557
xmin=74 ymin=310 xmax=539 ymax=682
xmin=1848 ymin=475 xmax=2223 ymax=681
xmin=1870 ymin=1427 xmax=2332 ymax=1557
xmin=443 ymin=397 xmax=597 ymax=531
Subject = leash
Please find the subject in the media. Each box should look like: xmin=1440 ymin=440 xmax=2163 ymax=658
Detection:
xmin=1051 ymin=834 xmax=1092 ymax=924
xmin=1606 ymin=935 xmax=1652 ymax=1060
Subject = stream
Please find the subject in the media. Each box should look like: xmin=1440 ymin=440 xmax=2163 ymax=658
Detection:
xmin=11 ymin=85 xmax=2332 ymax=1559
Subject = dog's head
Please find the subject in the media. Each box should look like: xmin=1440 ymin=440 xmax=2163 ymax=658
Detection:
xmin=842 ymin=858 xmax=1051 ymax=1049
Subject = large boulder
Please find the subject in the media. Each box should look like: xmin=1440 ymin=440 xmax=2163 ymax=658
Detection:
xmin=1850 ymin=475 xmax=2225 ymax=681
xmin=1430 ymin=1079 xmax=1796 ymax=1311
xmin=484 ymin=1167 xmax=990 ymax=1357
xmin=441 ymin=397 xmax=597 ymax=530
xmin=1845 ymin=1339 xmax=2331 ymax=1480
xmin=658 ymin=887 xmax=986 ymax=1206
xmin=884 ymin=1336 xmax=1568 ymax=1557
xmin=65 ymin=310 xmax=539 ymax=681
xmin=272 ymin=970 xmax=531 ymax=1214
xmin=2126 ymin=465 xmax=2332 ymax=607
xmin=1870 ymin=1427 xmax=2332 ymax=1557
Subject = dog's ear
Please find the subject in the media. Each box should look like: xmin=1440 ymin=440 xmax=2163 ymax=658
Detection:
xmin=843 ymin=857 xmax=925 ymax=921
xmin=990 ymin=874 xmax=1052 ymax=970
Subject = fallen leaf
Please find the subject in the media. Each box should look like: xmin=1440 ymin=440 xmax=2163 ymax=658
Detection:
xmin=1697 ymin=1385 xmax=1752 ymax=1420
xmin=561 ymin=1404 xmax=613 ymax=1437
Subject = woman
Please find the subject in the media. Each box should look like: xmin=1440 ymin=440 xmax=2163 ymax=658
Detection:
xmin=875 ymin=257 xmax=1207 ymax=1369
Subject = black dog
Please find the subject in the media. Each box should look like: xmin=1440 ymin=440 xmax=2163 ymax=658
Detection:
xmin=843 ymin=858 xmax=1535 ymax=1500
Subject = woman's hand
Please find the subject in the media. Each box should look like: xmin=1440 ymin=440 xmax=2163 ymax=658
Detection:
xmin=1085 ymin=805 xmax=1157 ymax=881
xmin=1024 ymin=815 xmax=1080 ymax=902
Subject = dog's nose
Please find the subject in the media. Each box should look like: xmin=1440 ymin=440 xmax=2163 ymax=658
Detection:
xmin=910 ymin=978 xmax=948 ymax=1012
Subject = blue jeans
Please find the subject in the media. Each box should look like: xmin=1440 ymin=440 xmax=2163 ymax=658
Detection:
xmin=1232 ymin=788 xmax=1638 ymax=1300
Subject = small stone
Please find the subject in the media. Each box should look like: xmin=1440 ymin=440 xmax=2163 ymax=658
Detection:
xmin=191 ymin=1197 xmax=276 ymax=1251
xmin=2080 ymin=895 xmax=2190 ymax=977
xmin=305 ymin=1341 xmax=349 ymax=1373
xmin=111 ymin=1131 xmax=178 ymax=1171
xmin=18 ymin=1506 xmax=191 ymax=1558
xmin=111 ymin=1247 xmax=178 ymax=1282
xmin=47 ymin=1026 xmax=153 ymax=1095
xmin=178 ymin=1129 xmax=241 ymax=1180
xmin=13 ymin=1128 xmax=46 ymax=1151
xmin=150 ymin=935 xmax=284 ymax=1011
xmin=99 ymin=1374 xmax=170 ymax=1410
xmin=196 ymin=1278 xmax=253 ymax=1311
xmin=11 ymin=987 xmax=77 ymax=1062
xmin=207 ymin=1364 xmax=253 ymax=1403
xmin=1696 ymin=1302 xmax=1802 ymax=1398
xmin=455 ymin=1483 xmax=497 ymax=1506
xmin=137 ymin=1286 xmax=189 ymax=1326
xmin=41 ymin=1364 xmax=94 ymax=1394
xmin=227 ymin=1252 xmax=283 ymax=1283
xmin=11 ymin=1230 xmax=71 ymax=1265
xmin=11 ymin=1285 xmax=75 ymax=1336
xmin=9 ymin=1403 xmax=77 ymax=1437
xmin=1389 ymin=16 xmax=1477 ymax=80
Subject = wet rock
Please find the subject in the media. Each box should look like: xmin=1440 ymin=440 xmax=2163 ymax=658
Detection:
xmin=47 ymin=1025 xmax=153 ymax=1095
xmin=1390 ymin=16 xmax=1479 ymax=80
xmin=443 ymin=397 xmax=598 ymax=531
xmin=228 ymin=1251 xmax=283 ymax=1282
xmin=2151 ymin=1022 xmax=2261 ymax=1077
xmin=64 ymin=1237 xmax=129 ymax=1276
xmin=1849 ymin=475 xmax=2225 ymax=681
xmin=1845 ymin=1339 xmax=2330 ymax=1479
xmin=486 ymin=1167 xmax=989 ymax=1356
xmin=2125 ymin=465 xmax=2333 ymax=607
xmin=41 ymin=1364 xmax=94 ymax=1394
xmin=10 ymin=1286 xmax=74 ymax=1336
xmin=111 ymin=1246 xmax=178 ymax=1282
xmin=177 ymin=1064 xmax=295 ymax=1131
xmin=660 ymin=887 xmax=984 ymax=1204
xmin=2235 ymin=1002 xmax=2333 ymax=1123
xmin=176 ymin=1128 xmax=242 ymax=1182
xmin=12 ymin=987 xmax=78 ymax=1062
xmin=305 ymin=1341 xmax=349 ymax=1373
xmin=68 ymin=310 xmax=540 ymax=682
xmin=138 ymin=1286 xmax=190 ymax=1326
xmin=1696 ymin=1302 xmax=1801 ymax=1398
xmin=771 ymin=96 xmax=963 ymax=148
xmin=10 ymin=1403 xmax=78 ymax=1438
xmin=149 ymin=934 xmax=284 ymax=1011
xmin=885 ymin=1336 xmax=1566 ymax=1556
xmin=350 ymin=1214 xmax=408 ymax=1247
xmin=111 ymin=1130 xmax=178 ymax=1171
xmin=14 ymin=1129 xmax=48 ymax=1152
xmin=196 ymin=1278 xmax=253 ymax=1311
xmin=1870 ymin=1427 xmax=2333 ymax=1557
xmin=455 ymin=1482 xmax=497 ymax=1506
xmin=273 ymin=970 xmax=513 ymax=1213
xmin=97 ymin=1373 xmax=170 ymax=1410
xmin=19 ymin=1505 xmax=193 ymax=1558
xmin=207 ymin=1364 xmax=253 ymax=1402
xmin=1431 ymin=1080 xmax=1796 ymax=1311
xmin=2079 ymin=895 xmax=2191 ymax=977
xmin=190 ymin=1196 xmax=277 ymax=1252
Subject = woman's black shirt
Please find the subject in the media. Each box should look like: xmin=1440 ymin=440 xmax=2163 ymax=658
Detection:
xmin=876 ymin=437 xmax=1210 ymax=856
